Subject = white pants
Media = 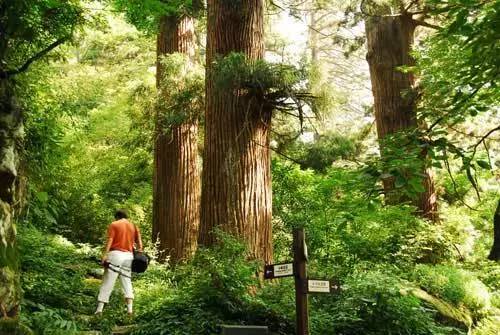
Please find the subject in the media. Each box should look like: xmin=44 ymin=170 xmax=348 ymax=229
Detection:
xmin=98 ymin=250 xmax=134 ymax=303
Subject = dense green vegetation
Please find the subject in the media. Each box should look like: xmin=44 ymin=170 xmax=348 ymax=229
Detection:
xmin=0 ymin=0 xmax=498 ymax=334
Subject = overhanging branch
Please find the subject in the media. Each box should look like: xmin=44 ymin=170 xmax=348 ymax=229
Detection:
xmin=0 ymin=37 xmax=70 ymax=79
xmin=471 ymin=125 xmax=500 ymax=157
xmin=412 ymin=19 xmax=442 ymax=30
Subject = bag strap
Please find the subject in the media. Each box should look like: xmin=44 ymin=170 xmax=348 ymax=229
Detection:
xmin=107 ymin=262 xmax=132 ymax=279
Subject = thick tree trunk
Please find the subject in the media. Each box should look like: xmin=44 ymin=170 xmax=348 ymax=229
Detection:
xmin=0 ymin=79 xmax=22 ymax=319
xmin=153 ymin=15 xmax=201 ymax=263
xmin=365 ymin=14 xmax=437 ymax=220
xmin=199 ymin=0 xmax=273 ymax=264
xmin=488 ymin=199 xmax=500 ymax=261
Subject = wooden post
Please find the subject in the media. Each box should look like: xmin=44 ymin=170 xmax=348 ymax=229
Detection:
xmin=293 ymin=228 xmax=309 ymax=335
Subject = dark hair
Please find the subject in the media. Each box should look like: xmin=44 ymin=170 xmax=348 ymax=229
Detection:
xmin=115 ymin=209 xmax=128 ymax=220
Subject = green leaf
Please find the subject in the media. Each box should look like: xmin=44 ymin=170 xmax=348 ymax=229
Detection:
xmin=409 ymin=178 xmax=426 ymax=193
xmin=476 ymin=160 xmax=491 ymax=170
xmin=395 ymin=176 xmax=406 ymax=188
xmin=36 ymin=191 xmax=49 ymax=203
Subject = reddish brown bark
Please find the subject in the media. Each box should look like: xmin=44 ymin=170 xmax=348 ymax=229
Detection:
xmin=153 ymin=15 xmax=201 ymax=263
xmin=199 ymin=0 xmax=273 ymax=263
xmin=366 ymin=14 xmax=437 ymax=220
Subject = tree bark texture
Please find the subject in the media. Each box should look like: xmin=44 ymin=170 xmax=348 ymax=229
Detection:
xmin=200 ymin=0 xmax=273 ymax=263
xmin=488 ymin=199 xmax=500 ymax=261
xmin=153 ymin=15 xmax=201 ymax=263
xmin=0 ymin=79 xmax=22 ymax=319
xmin=365 ymin=14 xmax=437 ymax=220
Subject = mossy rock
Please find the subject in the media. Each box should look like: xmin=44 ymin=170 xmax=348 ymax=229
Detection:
xmin=410 ymin=288 xmax=473 ymax=330
xmin=0 ymin=318 xmax=34 ymax=335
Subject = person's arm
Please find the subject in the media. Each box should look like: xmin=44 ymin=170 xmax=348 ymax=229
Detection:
xmin=102 ymin=237 xmax=113 ymax=264
xmin=135 ymin=226 xmax=143 ymax=253
xmin=102 ymin=225 xmax=114 ymax=264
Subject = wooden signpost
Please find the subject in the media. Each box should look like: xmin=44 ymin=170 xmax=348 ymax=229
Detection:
xmin=293 ymin=228 xmax=309 ymax=335
xmin=263 ymin=228 xmax=341 ymax=335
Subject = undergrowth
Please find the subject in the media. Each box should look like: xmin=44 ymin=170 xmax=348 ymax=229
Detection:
xmin=17 ymin=162 xmax=500 ymax=335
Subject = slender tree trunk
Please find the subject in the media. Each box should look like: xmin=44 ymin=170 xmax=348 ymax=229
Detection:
xmin=488 ymin=199 xmax=500 ymax=261
xmin=0 ymin=78 xmax=22 ymax=319
xmin=153 ymin=15 xmax=201 ymax=263
xmin=308 ymin=10 xmax=319 ymax=63
xmin=199 ymin=0 xmax=273 ymax=264
xmin=365 ymin=14 xmax=437 ymax=220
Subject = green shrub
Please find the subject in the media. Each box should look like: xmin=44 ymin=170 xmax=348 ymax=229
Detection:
xmin=272 ymin=160 xmax=456 ymax=275
xmin=132 ymin=232 xmax=294 ymax=335
xmin=19 ymin=226 xmax=137 ymax=333
xmin=472 ymin=316 xmax=500 ymax=335
xmin=0 ymin=318 xmax=34 ymax=335
xmin=414 ymin=265 xmax=491 ymax=315
xmin=29 ymin=307 xmax=79 ymax=335
xmin=288 ymin=132 xmax=360 ymax=172
xmin=439 ymin=172 xmax=471 ymax=205
xmin=312 ymin=269 xmax=464 ymax=335
xmin=20 ymin=228 xmax=97 ymax=313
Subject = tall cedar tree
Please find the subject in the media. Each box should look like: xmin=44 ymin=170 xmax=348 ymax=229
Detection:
xmin=365 ymin=6 xmax=438 ymax=220
xmin=153 ymin=14 xmax=201 ymax=263
xmin=199 ymin=0 xmax=273 ymax=263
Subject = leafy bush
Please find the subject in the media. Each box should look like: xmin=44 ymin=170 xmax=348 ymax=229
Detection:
xmin=287 ymin=132 xmax=360 ymax=172
xmin=439 ymin=173 xmax=472 ymax=205
xmin=311 ymin=269 xmax=463 ymax=335
xmin=0 ymin=319 xmax=33 ymax=335
xmin=29 ymin=307 xmax=79 ymax=335
xmin=472 ymin=261 xmax=500 ymax=301
xmin=472 ymin=316 xmax=500 ymax=335
xmin=19 ymin=227 xmax=98 ymax=313
xmin=414 ymin=265 xmax=491 ymax=315
xmin=132 ymin=232 xmax=294 ymax=335
xmin=272 ymin=160 xmax=456 ymax=273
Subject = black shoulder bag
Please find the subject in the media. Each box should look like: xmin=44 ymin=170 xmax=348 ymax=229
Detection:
xmin=131 ymin=225 xmax=149 ymax=273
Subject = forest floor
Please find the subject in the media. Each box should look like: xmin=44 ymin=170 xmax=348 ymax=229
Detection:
xmin=18 ymin=220 xmax=500 ymax=335
xmin=20 ymin=227 xmax=142 ymax=334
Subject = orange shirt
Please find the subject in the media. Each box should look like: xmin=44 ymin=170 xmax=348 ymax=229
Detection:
xmin=107 ymin=219 xmax=138 ymax=252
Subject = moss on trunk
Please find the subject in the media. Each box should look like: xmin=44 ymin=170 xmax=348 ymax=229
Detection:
xmin=0 ymin=79 xmax=23 ymax=320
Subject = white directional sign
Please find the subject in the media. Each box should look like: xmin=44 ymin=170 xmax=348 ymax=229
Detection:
xmin=264 ymin=262 xmax=294 ymax=279
xmin=274 ymin=263 xmax=294 ymax=277
xmin=308 ymin=280 xmax=331 ymax=293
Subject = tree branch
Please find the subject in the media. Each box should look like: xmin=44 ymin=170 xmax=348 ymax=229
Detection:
xmin=404 ymin=0 xmax=420 ymax=13
xmin=443 ymin=152 xmax=476 ymax=211
xmin=471 ymin=125 xmax=500 ymax=158
xmin=0 ymin=37 xmax=70 ymax=79
xmin=412 ymin=19 xmax=442 ymax=30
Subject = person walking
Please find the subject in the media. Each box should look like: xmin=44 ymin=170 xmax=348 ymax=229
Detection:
xmin=95 ymin=209 xmax=143 ymax=315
